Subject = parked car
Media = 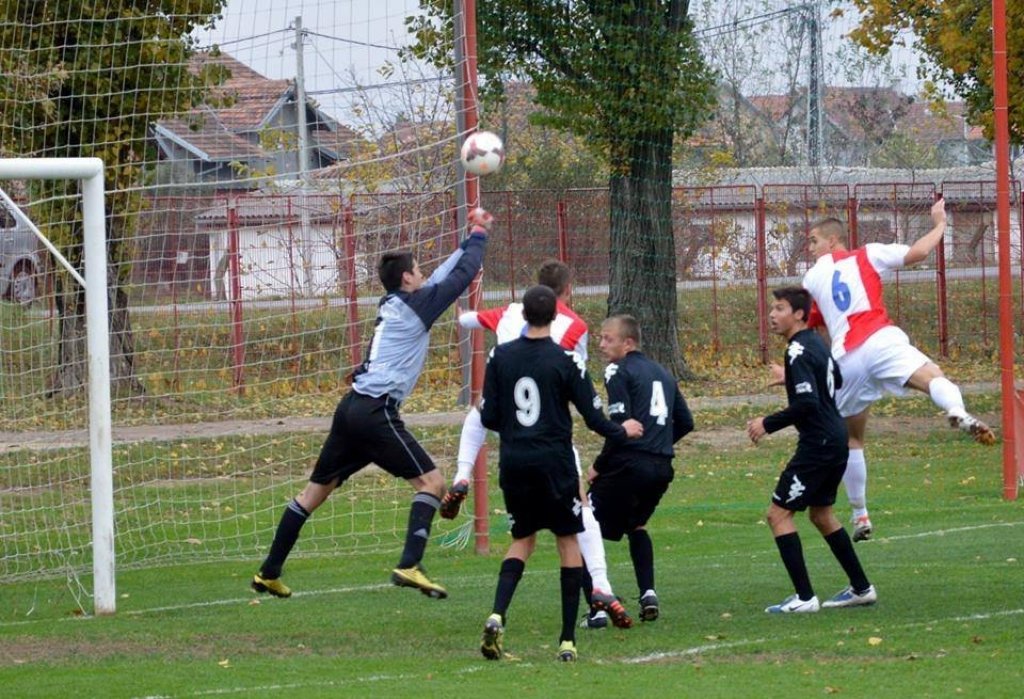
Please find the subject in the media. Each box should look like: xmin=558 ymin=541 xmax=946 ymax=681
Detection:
xmin=0 ymin=198 xmax=42 ymax=305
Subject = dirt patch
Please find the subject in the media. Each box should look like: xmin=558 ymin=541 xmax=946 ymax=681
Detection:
xmin=0 ymin=381 xmax=998 ymax=454
xmin=0 ymin=631 xmax=315 ymax=668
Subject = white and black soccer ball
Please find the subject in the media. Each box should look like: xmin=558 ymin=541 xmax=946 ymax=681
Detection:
xmin=460 ymin=130 xmax=505 ymax=176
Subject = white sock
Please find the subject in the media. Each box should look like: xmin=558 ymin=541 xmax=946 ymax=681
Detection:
xmin=579 ymin=506 xmax=612 ymax=594
xmin=844 ymin=448 xmax=868 ymax=519
xmin=454 ymin=406 xmax=486 ymax=483
xmin=929 ymin=376 xmax=967 ymax=420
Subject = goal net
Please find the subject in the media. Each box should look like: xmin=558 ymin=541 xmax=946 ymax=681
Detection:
xmin=2 ymin=1 xmax=1019 ymax=618
xmin=0 ymin=0 xmax=478 ymax=614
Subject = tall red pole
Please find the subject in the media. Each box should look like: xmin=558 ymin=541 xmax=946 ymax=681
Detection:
xmin=755 ymin=196 xmax=769 ymax=364
xmin=227 ymin=198 xmax=245 ymax=396
xmin=458 ymin=0 xmax=490 ymax=553
xmin=343 ymin=203 xmax=362 ymax=369
xmin=934 ymin=190 xmax=949 ymax=359
xmin=991 ymin=0 xmax=1017 ymax=499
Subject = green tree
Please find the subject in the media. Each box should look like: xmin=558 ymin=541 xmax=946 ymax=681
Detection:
xmin=0 ymin=2 xmax=226 ymax=396
xmin=843 ymin=0 xmax=1024 ymax=142
xmin=406 ymin=1 xmax=715 ymax=378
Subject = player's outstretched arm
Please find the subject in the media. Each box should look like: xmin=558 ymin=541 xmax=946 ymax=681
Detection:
xmin=458 ymin=311 xmax=483 ymax=329
xmin=904 ymin=197 xmax=946 ymax=266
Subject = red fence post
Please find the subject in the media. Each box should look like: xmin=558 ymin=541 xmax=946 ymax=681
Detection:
xmin=847 ymin=196 xmax=859 ymax=249
xmin=227 ymin=198 xmax=245 ymax=396
xmin=343 ymin=203 xmax=362 ymax=369
xmin=755 ymin=196 xmax=769 ymax=363
xmin=556 ymin=199 xmax=568 ymax=264
xmin=506 ymin=190 xmax=515 ymax=300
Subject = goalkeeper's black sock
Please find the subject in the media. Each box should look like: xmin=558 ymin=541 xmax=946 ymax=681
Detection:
xmin=396 ymin=492 xmax=440 ymax=569
xmin=259 ymin=499 xmax=310 ymax=579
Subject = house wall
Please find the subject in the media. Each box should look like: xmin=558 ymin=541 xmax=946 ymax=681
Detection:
xmin=207 ymin=221 xmax=368 ymax=301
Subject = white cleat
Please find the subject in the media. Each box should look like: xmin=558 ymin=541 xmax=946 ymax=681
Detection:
xmin=765 ymin=594 xmax=820 ymax=614
xmin=822 ymin=584 xmax=878 ymax=609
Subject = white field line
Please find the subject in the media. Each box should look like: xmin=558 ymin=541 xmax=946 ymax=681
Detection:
xmin=1 ymin=520 xmax=1020 ymax=630
xmin=134 ymin=607 xmax=1024 ymax=697
xmin=622 ymin=608 xmax=1024 ymax=665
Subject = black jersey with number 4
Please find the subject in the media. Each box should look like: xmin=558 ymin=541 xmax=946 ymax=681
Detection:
xmin=602 ymin=351 xmax=693 ymax=458
xmin=763 ymin=328 xmax=847 ymax=450
xmin=480 ymin=336 xmax=627 ymax=468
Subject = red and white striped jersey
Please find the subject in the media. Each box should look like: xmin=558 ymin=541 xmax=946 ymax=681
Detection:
xmin=460 ymin=299 xmax=589 ymax=360
xmin=802 ymin=242 xmax=909 ymax=359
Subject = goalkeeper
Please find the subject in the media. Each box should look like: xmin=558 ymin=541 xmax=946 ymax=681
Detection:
xmin=250 ymin=208 xmax=492 ymax=601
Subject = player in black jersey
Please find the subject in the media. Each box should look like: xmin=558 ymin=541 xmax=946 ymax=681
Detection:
xmin=747 ymin=287 xmax=876 ymax=614
xmin=478 ymin=286 xmax=643 ymax=662
xmin=585 ymin=314 xmax=693 ymax=622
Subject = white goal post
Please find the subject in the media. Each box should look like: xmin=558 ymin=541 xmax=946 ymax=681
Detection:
xmin=0 ymin=158 xmax=114 ymax=615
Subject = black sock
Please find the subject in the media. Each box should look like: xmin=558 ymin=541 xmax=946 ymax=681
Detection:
xmin=396 ymin=492 xmax=440 ymax=569
xmin=628 ymin=529 xmax=655 ymax=595
xmin=259 ymin=499 xmax=310 ymax=579
xmin=492 ymin=557 xmax=525 ymax=623
xmin=774 ymin=532 xmax=814 ymax=600
xmin=824 ymin=528 xmax=871 ymax=593
xmin=560 ymin=566 xmax=583 ymax=644
xmin=580 ymin=565 xmax=594 ymax=607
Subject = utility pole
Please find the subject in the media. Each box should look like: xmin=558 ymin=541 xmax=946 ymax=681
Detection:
xmin=805 ymin=3 xmax=824 ymax=166
xmin=294 ymin=17 xmax=311 ymax=181
xmin=293 ymin=16 xmax=313 ymax=293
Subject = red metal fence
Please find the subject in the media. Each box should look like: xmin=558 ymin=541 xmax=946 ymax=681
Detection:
xmin=135 ymin=181 xmax=1023 ymax=388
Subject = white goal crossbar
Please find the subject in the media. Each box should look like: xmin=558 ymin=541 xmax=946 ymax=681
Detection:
xmin=0 ymin=158 xmax=114 ymax=615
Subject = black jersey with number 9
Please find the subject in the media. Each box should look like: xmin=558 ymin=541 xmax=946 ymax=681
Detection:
xmin=480 ymin=337 xmax=627 ymax=471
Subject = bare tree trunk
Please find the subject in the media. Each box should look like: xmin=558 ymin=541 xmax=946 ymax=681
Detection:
xmin=48 ymin=257 xmax=145 ymax=399
xmin=608 ymin=127 xmax=695 ymax=380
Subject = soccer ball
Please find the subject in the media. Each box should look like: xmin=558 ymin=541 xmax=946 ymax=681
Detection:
xmin=460 ymin=130 xmax=505 ymax=176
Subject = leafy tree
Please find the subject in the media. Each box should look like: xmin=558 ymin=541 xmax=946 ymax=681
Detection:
xmin=406 ymin=1 xmax=716 ymax=378
xmin=842 ymin=0 xmax=1024 ymax=142
xmin=0 ymin=2 xmax=226 ymax=396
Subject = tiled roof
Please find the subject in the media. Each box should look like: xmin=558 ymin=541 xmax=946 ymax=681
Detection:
xmin=194 ymin=192 xmax=348 ymax=226
xmin=213 ymin=91 xmax=290 ymax=131
xmin=310 ymin=126 xmax=363 ymax=159
xmin=748 ymin=87 xmax=985 ymax=144
xmin=157 ymin=51 xmax=350 ymax=167
xmin=157 ymin=111 xmax=266 ymax=161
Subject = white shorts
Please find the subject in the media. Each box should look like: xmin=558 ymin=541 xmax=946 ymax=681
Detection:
xmin=835 ymin=325 xmax=932 ymax=418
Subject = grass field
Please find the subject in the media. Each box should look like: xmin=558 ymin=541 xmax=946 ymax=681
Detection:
xmin=1 ymin=411 xmax=1020 ymax=698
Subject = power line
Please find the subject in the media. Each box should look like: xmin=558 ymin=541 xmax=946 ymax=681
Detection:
xmin=307 ymin=75 xmax=451 ymax=97
xmin=695 ymin=5 xmax=812 ymax=40
xmin=304 ymin=30 xmax=400 ymax=52
xmin=202 ymin=28 xmax=291 ymax=49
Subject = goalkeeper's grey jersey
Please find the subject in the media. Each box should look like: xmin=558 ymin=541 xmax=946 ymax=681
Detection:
xmin=352 ymin=234 xmax=485 ymax=402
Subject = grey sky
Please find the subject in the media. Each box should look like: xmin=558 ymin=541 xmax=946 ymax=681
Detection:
xmin=194 ymin=0 xmax=927 ymax=127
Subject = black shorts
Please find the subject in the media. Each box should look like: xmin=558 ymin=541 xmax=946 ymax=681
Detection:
xmin=771 ymin=445 xmax=848 ymax=512
xmin=588 ymin=451 xmax=674 ymax=541
xmin=309 ymin=391 xmax=435 ymax=485
xmin=499 ymin=460 xmax=583 ymax=540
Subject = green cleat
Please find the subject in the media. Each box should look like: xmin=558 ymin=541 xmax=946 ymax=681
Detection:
xmin=557 ymin=640 xmax=578 ymax=662
xmin=391 ymin=565 xmax=448 ymax=599
xmin=251 ymin=573 xmax=292 ymax=598
xmin=480 ymin=613 xmax=505 ymax=660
